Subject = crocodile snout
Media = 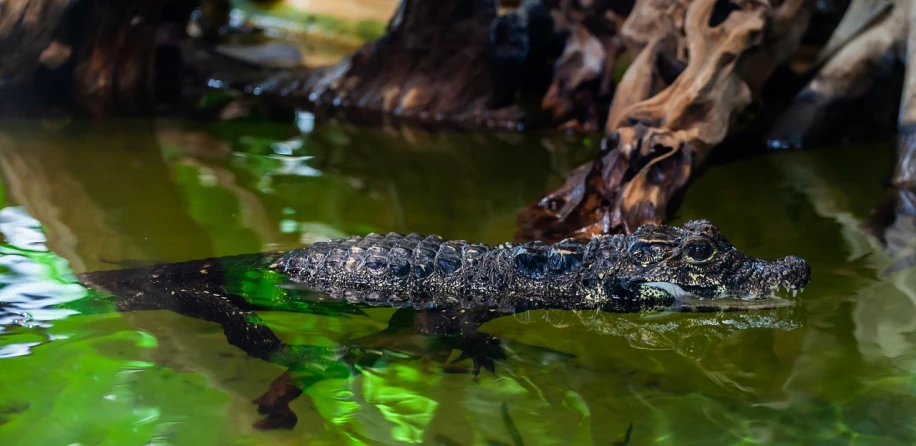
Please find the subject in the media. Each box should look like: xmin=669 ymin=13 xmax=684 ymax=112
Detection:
xmin=779 ymin=255 xmax=811 ymax=291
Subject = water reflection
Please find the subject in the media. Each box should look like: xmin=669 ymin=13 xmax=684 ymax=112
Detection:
xmin=0 ymin=207 xmax=48 ymax=252
xmin=767 ymin=147 xmax=916 ymax=443
xmin=0 ymin=116 xmax=913 ymax=443
xmin=570 ymin=306 xmax=805 ymax=359
xmin=155 ymin=117 xmax=599 ymax=254
xmin=0 ymin=207 xmax=86 ymax=336
xmin=70 ymin=239 xmax=808 ymax=440
xmin=0 ymin=119 xmax=219 ymax=272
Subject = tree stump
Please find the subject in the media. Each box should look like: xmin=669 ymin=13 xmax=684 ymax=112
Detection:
xmin=0 ymin=0 xmax=199 ymax=116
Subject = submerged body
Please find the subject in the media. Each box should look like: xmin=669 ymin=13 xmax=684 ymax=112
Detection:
xmin=74 ymin=219 xmax=812 ymax=372
xmin=73 ymin=220 xmax=812 ymax=430
xmin=273 ymin=220 xmax=812 ymax=312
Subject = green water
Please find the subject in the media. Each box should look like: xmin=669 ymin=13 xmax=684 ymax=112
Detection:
xmin=0 ymin=116 xmax=913 ymax=445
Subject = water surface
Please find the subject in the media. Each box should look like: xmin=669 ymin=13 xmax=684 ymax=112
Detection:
xmin=0 ymin=116 xmax=913 ymax=445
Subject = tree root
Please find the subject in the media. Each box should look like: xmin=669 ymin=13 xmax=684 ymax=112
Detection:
xmin=538 ymin=1 xmax=627 ymax=131
xmin=517 ymin=0 xmax=815 ymax=242
xmin=896 ymin=0 xmax=916 ymax=190
xmin=0 ymin=0 xmax=72 ymax=85
xmin=767 ymin=0 xmax=906 ymax=149
xmin=0 ymin=0 xmax=200 ymax=116
xmin=864 ymin=1 xmax=916 ymax=261
xmin=255 ymin=0 xmax=553 ymax=130
xmin=253 ymin=0 xmax=642 ymax=131
xmin=767 ymin=0 xmax=914 ymax=258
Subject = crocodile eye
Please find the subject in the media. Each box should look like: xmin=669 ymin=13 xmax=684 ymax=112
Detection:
xmin=684 ymin=241 xmax=715 ymax=262
xmin=629 ymin=242 xmax=670 ymax=266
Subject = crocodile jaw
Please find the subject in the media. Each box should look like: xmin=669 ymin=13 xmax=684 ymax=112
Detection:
xmin=641 ymin=281 xmax=798 ymax=310
xmin=642 ymin=282 xmax=694 ymax=300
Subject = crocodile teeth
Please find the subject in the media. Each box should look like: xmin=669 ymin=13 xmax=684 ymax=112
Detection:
xmin=792 ymin=289 xmax=798 ymax=298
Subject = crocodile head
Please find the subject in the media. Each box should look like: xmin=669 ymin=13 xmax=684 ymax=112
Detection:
xmin=612 ymin=219 xmax=811 ymax=309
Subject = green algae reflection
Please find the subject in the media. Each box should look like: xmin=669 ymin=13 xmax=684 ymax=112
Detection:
xmin=0 ymin=117 xmax=916 ymax=444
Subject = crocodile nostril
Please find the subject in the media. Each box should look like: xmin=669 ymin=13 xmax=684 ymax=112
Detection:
xmin=780 ymin=255 xmax=811 ymax=286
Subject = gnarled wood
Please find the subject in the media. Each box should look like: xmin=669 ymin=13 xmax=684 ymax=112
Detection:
xmin=0 ymin=0 xmax=71 ymax=85
xmin=606 ymin=0 xmax=689 ymax=130
xmin=768 ymin=0 xmax=916 ymax=271
xmin=867 ymin=0 xmax=915 ymax=251
xmin=256 ymin=0 xmax=555 ymax=130
xmin=538 ymin=0 xmax=627 ymax=131
xmin=0 ymin=0 xmax=200 ymax=116
xmin=540 ymin=23 xmax=612 ymax=132
xmin=815 ymin=0 xmax=893 ymax=65
xmin=767 ymin=0 xmax=907 ymax=149
xmin=890 ymin=0 xmax=915 ymax=209
xmin=518 ymin=0 xmax=816 ymax=242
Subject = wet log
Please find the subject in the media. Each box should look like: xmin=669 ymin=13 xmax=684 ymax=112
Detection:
xmin=0 ymin=0 xmax=199 ymax=116
xmin=894 ymin=0 xmax=915 ymax=193
xmin=517 ymin=0 xmax=817 ymax=242
xmin=538 ymin=1 xmax=628 ymax=131
xmin=863 ymin=0 xmax=916 ymax=258
xmin=605 ymin=0 xmax=690 ymax=130
xmin=257 ymin=0 xmax=628 ymax=132
xmin=0 ymin=0 xmax=71 ymax=86
xmin=759 ymin=0 xmax=916 ymax=274
xmin=254 ymin=0 xmax=567 ymax=130
xmin=766 ymin=0 xmax=905 ymax=149
xmin=540 ymin=21 xmax=616 ymax=132
xmin=763 ymin=0 xmax=913 ymax=245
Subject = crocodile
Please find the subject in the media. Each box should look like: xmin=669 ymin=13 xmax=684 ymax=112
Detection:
xmin=269 ymin=219 xmax=811 ymax=312
xmin=76 ymin=219 xmax=812 ymax=342
xmin=71 ymin=218 xmax=810 ymax=430
xmin=78 ymin=219 xmax=811 ymax=319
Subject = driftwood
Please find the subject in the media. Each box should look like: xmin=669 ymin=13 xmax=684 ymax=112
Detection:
xmin=0 ymin=0 xmax=72 ymax=85
xmin=517 ymin=0 xmax=817 ymax=242
xmin=605 ymin=0 xmax=690 ymax=130
xmin=540 ymin=21 xmax=615 ymax=132
xmin=859 ymin=0 xmax=916 ymax=259
xmin=254 ymin=0 xmax=562 ymax=130
xmin=537 ymin=1 xmax=627 ymax=131
xmin=761 ymin=0 xmax=914 ymax=255
xmin=767 ymin=0 xmax=905 ymax=149
xmin=891 ymin=0 xmax=915 ymax=191
xmin=0 ymin=0 xmax=213 ymax=116
xmin=252 ymin=0 xmax=646 ymax=131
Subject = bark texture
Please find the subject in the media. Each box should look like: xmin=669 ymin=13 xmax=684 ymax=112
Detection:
xmin=759 ymin=0 xmax=914 ymax=257
xmin=767 ymin=0 xmax=905 ymax=149
xmin=0 ymin=0 xmax=198 ymax=116
xmin=256 ymin=0 xmax=559 ymax=130
xmin=517 ymin=0 xmax=817 ymax=242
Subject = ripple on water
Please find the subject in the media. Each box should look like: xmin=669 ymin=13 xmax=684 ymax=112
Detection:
xmin=0 ymin=207 xmax=48 ymax=252
xmin=0 ymin=207 xmax=87 ymax=355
